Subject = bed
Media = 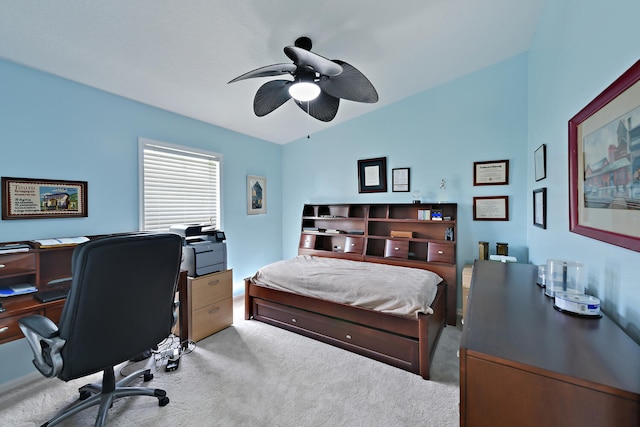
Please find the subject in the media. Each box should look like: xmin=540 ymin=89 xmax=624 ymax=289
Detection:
xmin=244 ymin=255 xmax=447 ymax=379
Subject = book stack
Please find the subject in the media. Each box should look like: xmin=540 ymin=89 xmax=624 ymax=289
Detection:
xmin=0 ymin=243 xmax=31 ymax=254
xmin=0 ymin=283 xmax=38 ymax=297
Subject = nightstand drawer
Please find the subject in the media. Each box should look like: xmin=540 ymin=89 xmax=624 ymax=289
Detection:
xmin=427 ymin=242 xmax=455 ymax=263
xmin=189 ymin=269 xmax=232 ymax=311
xmin=191 ymin=297 xmax=232 ymax=341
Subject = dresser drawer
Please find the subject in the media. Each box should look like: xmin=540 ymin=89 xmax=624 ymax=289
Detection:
xmin=344 ymin=236 xmax=364 ymax=254
xmin=189 ymin=269 xmax=232 ymax=311
xmin=191 ymin=297 xmax=233 ymax=341
xmin=384 ymin=239 xmax=409 ymax=259
xmin=0 ymin=252 xmax=36 ymax=276
xmin=0 ymin=309 xmax=43 ymax=344
xmin=427 ymin=242 xmax=455 ymax=263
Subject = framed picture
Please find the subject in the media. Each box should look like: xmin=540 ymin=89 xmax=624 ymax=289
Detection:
xmin=473 ymin=196 xmax=509 ymax=221
xmin=534 ymin=144 xmax=547 ymax=181
xmin=247 ymin=175 xmax=266 ymax=215
xmin=569 ymin=59 xmax=640 ymax=252
xmin=533 ymin=187 xmax=547 ymax=229
xmin=473 ymin=159 xmax=509 ymax=186
xmin=357 ymin=157 xmax=387 ymax=193
xmin=392 ymin=168 xmax=410 ymax=192
xmin=1 ymin=177 xmax=88 ymax=220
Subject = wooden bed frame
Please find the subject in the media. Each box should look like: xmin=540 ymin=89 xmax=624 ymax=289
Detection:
xmin=244 ymin=261 xmax=447 ymax=380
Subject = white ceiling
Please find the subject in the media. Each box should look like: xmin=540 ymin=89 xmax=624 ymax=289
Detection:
xmin=0 ymin=1 xmax=545 ymax=145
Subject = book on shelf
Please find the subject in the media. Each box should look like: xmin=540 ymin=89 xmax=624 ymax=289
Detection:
xmin=0 ymin=243 xmax=32 ymax=254
xmin=417 ymin=209 xmax=431 ymax=220
xmin=0 ymin=283 xmax=38 ymax=297
xmin=347 ymin=230 xmax=365 ymax=235
xmin=325 ymin=229 xmax=345 ymax=234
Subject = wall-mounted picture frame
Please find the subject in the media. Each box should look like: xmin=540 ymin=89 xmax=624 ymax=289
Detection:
xmin=473 ymin=159 xmax=509 ymax=186
xmin=1 ymin=177 xmax=88 ymax=220
xmin=247 ymin=175 xmax=266 ymax=215
xmin=473 ymin=196 xmax=509 ymax=221
xmin=358 ymin=157 xmax=387 ymax=193
xmin=534 ymin=144 xmax=547 ymax=181
xmin=533 ymin=187 xmax=547 ymax=229
xmin=569 ymin=59 xmax=640 ymax=252
xmin=392 ymin=167 xmax=410 ymax=192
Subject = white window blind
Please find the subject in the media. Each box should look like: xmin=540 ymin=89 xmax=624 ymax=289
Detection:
xmin=140 ymin=139 xmax=220 ymax=232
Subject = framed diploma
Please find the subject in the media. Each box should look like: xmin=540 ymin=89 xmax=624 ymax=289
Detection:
xmin=533 ymin=187 xmax=547 ymax=229
xmin=2 ymin=177 xmax=88 ymax=220
xmin=473 ymin=196 xmax=509 ymax=221
xmin=392 ymin=168 xmax=410 ymax=192
xmin=473 ymin=159 xmax=509 ymax=186
xmin=357 ymin=157 xmax=387 ymax=193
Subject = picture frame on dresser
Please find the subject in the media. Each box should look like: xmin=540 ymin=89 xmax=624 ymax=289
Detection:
xmin=357 ymin=157 xmax=387 ymax=193
xmin=568 ymin=59 xmax=640 ymax=252
xmin=1 ymin=177 xmax=88 ymax=220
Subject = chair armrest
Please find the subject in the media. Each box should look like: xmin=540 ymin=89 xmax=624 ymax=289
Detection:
xmin=19 ymin=315 xmax=59 ymax=338
xmin=18 ymin=315 xmax=65 ymax=378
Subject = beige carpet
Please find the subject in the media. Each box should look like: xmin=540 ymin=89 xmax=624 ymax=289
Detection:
xmin=0 ymin=301 xmax=461 ymax=426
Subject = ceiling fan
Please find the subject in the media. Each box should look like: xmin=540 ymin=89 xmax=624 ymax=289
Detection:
xmin=228 ymin=37 xmax=378 ymax=122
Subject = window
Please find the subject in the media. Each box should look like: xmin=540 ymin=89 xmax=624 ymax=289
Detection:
xmin=139 ymin=138 xmax=220 ymax=232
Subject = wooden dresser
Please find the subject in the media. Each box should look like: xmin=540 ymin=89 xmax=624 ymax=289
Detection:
xmin=460 ymin=260 xmax=640 ymax=427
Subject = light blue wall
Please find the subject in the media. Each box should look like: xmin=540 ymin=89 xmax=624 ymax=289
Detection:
xmin=0 ymin=58 xmax=284 ymax=384
xmin=283 ymin=53 xmax=530 ymax=301
xmin=527 ymin=0 xmax=640 ymax=342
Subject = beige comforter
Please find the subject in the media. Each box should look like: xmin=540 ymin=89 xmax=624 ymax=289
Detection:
xmin=251 ymin=255 xmax=442 ymax=318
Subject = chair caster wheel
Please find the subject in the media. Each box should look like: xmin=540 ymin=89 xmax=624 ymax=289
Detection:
xmin=143 ymin=372 xmax=154 ymax=382
xmin=78 ymin=390 xmax=92 ymax=400
xmin=158 ymin=396 xmax=170 ymax=407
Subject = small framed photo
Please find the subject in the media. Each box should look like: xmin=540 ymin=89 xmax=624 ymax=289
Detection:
xmin=392 ymin=168 xmax=410 ymax=192
xmin=534 ymin=144 xmax=547 ymax=181
xmin=473 ymin=159 xmax=509 ymax=186
xmin=358 ymin=157 xmax=387 ymax=193
xmin=473 ymin=196 xmax=509 ymax=221
xmin=247 ymin=175 xmax=266 ymax=215
xmin=2 ymin=177 xmax=88 ymax=220
xmin=533 ymin=187 xmax=547 ymax=229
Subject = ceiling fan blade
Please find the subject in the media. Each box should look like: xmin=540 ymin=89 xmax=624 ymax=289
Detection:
xmin=318 ymin=60 xmax=379 ymax=103
xmin=254 ymin=80 xmax=292 ymax=116
xmin=295 ymin=91 xmax=340 ymax=122
xmin=228 ymin=63 xmax=296 ymax=83
xmin=284 ymin=46 xmax=342 ymax=76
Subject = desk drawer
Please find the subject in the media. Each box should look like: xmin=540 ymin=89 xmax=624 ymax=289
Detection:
xmin=191 ymin=297 xmax=232 ymax=341
xmin=189 ymin=270 xmax=232 ymax=310
xmin=0 ymin=309 xmax=43 ymax=344
xmin=0 ymin=252 xmax=36 ymax=276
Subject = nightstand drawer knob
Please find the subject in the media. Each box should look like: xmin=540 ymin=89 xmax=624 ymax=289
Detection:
xmin=0 ymin=326 xmax=8 ymax=333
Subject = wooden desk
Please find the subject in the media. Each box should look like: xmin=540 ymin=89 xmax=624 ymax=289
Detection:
xmin=460 ymin=260 xmax=640 ymax=427
xmin=0 ymin=242 xmax=190 ymax=347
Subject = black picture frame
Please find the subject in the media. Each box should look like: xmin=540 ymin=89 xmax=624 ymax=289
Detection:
xmin=392 ymin=167 xmax=410 ymax=192
xmin=473 ymin=159 xmax=509 ymax=186
xmin=358 ymin=157 xmax=387 ymax=193
xmin=533 ymin=187 xmax=547 ymax=229
xmin=472 ymin=196 xmax=509 ymax=221
xmin=534 ymin=144 xmax=547 ymax=181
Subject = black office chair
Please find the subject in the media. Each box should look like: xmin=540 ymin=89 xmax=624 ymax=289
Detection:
xmin=19 ymin=233 xmax=183 ymax=427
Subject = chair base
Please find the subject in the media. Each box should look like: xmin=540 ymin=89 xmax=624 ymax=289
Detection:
xmin=42 ymin=367 xmax=169 ymax=427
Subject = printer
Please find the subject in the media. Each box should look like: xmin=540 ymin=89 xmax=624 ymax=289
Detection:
xmin=170 ymin=224 xmax=227 ymax=277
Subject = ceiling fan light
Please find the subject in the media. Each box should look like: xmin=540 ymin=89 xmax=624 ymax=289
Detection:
xmin=289 ymin=82 xmax=320 ymax=101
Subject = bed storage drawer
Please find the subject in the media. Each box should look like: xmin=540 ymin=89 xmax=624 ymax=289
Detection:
xmin=384 ymin=239 xmax=409 ymax=259
xmin=253 ymin=298 xmax=420 ymax=373
xmin=344 ymin=236 xmax=364 ymax=254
